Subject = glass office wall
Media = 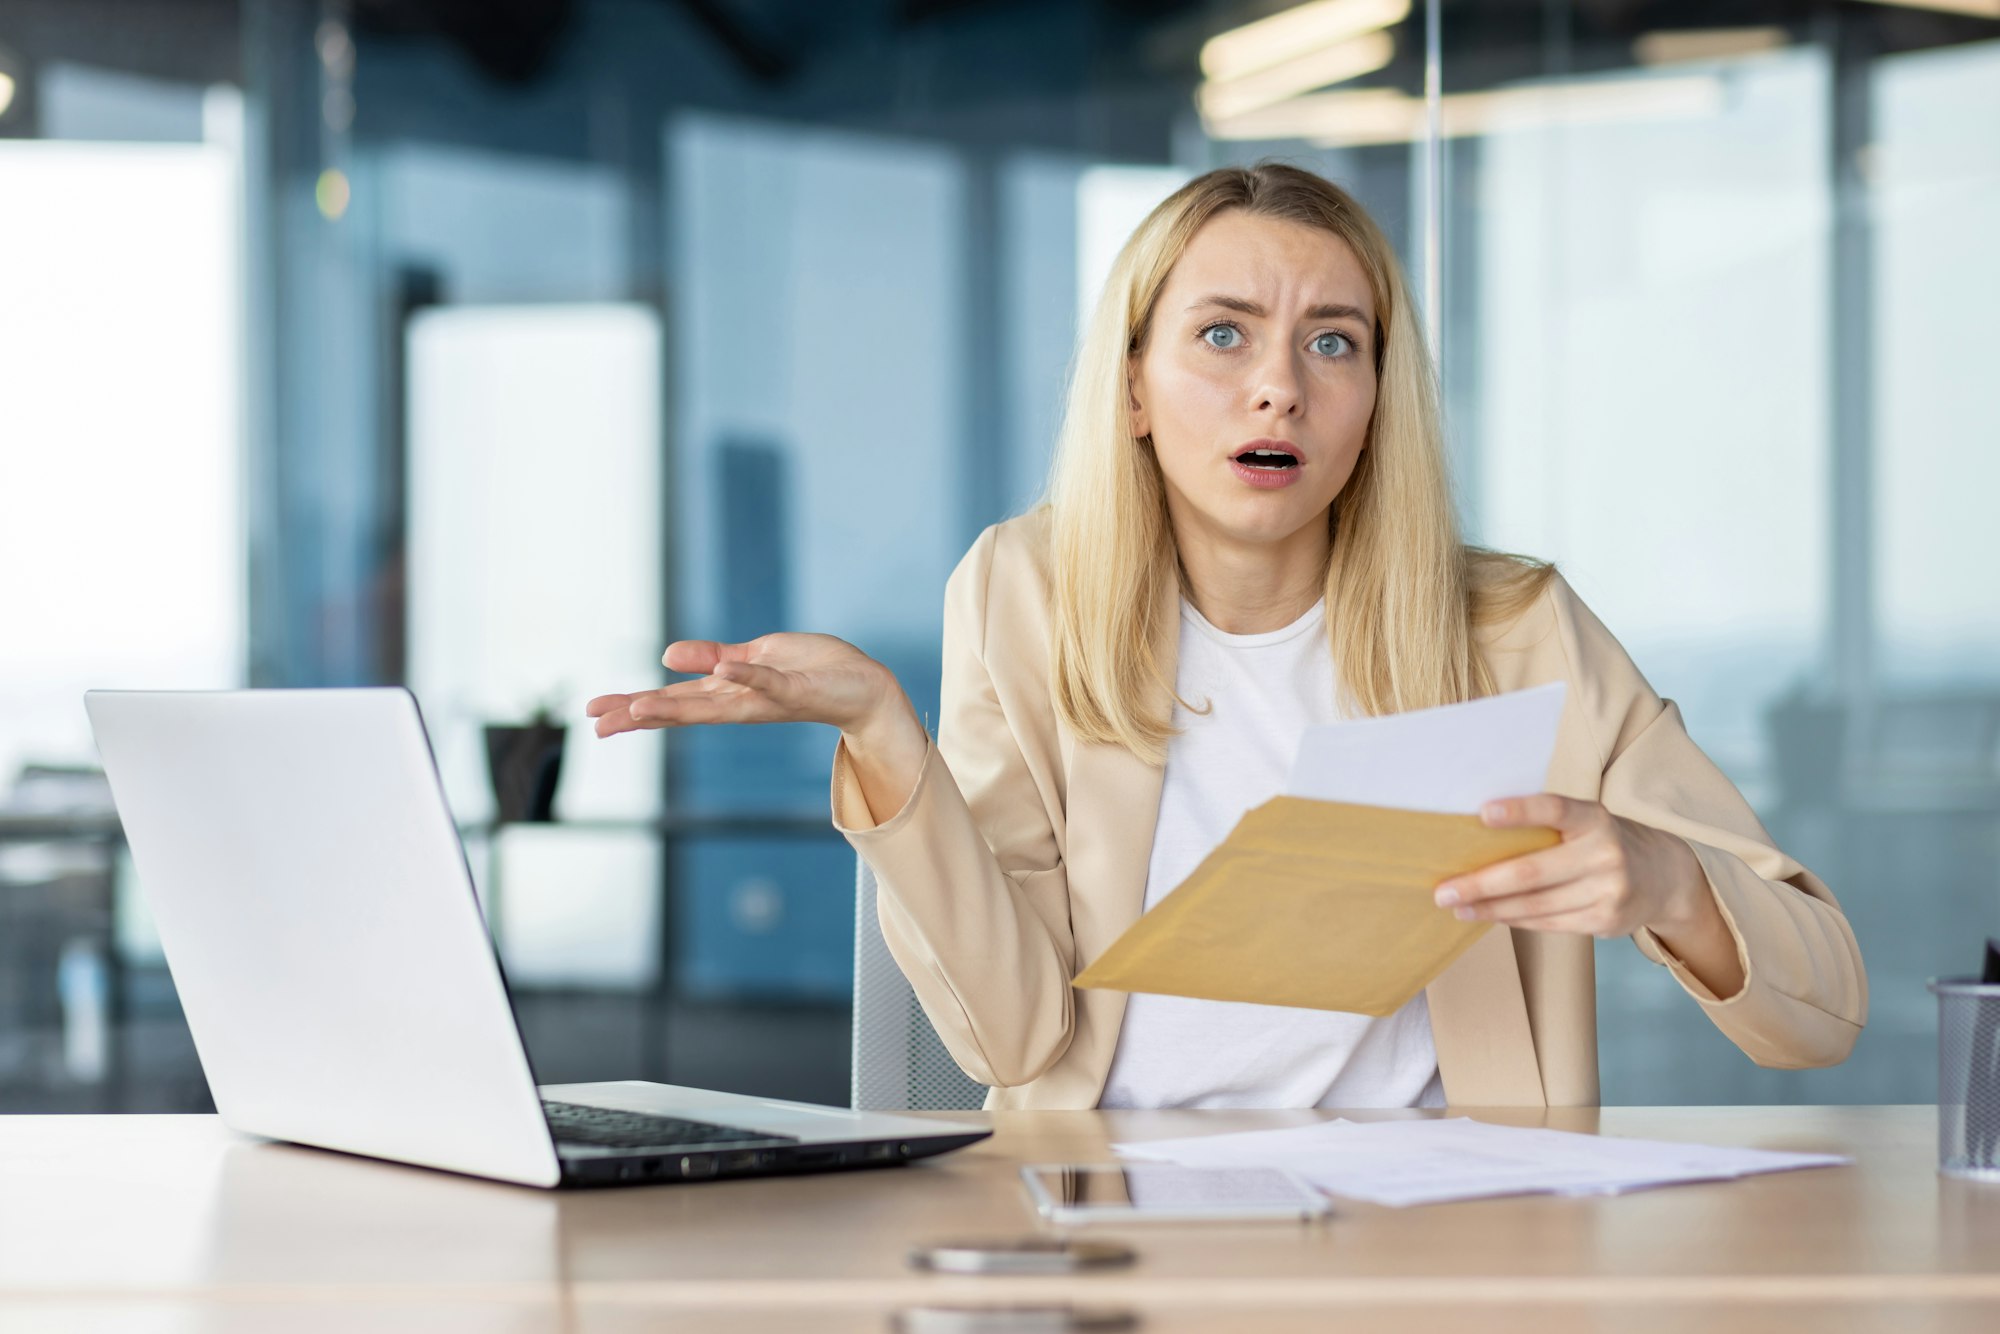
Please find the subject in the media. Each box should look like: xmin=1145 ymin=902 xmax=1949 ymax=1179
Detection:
xmin=664 ymin=114 xmax=969 ymax=998
xmin=1874 ymin=38 xmax=2000 ymax=681
xmin=4 ymin=0 xmax=1997 ymax=1114
xmin=1444 ymin=41 xmax=1840 ymax=1103
xmin=1849 ymin=33 xmax=2000 ymax=1101
xmin=1425 ymin=9 xmax=2000 ymax=1105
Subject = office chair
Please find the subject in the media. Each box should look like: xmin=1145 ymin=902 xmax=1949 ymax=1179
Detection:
xmin=850 ymin=855 xmax=988 ymax=1111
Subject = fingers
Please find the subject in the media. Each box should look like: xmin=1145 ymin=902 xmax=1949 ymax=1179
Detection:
xmin=592 ymin=681 xmax=718 ymax=736
xmin=711 ymin=659 xmax=791 ymax=700
xmin=1435 ymin=857 xmax=1631 ymax=936
xmin=590 ymin=686 xmax=719 ymax=736
xmin=592 ymin=701 xmax=639 ymax=738
xmin=624 ymin=666 xmax=802 ymax=725
xmin=1435 ymin=805 xmax=1635 ymax=937
xmin=662 ymin=639 xmax=753 ymax=674
xmin=1436 ymin=842 xmax=1588 ymax=909
xmin=628 ymin=687 xmax=775 ymax=728
xmin=598 ymin=641 xmax=789 ymax=740
xmin=1479 ymin=793 xmax=1598 ymax=835
xmin=1443 ymin=880 xmax=1602 ymax=926
xmin=662 ymin=640 xmax=717 ymax=673
xmin=1430 ymin=796 xmax=1644 ymax=939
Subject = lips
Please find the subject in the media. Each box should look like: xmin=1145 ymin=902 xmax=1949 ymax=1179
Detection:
xmin=1231 ymin=440 xmax=1302 ymax=470
xmin=1229 ymin=440 xmax=1306 ymax=490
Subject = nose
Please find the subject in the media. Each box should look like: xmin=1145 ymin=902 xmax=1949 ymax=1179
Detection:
xmin=1250 ymin=346 xmax=1303 ymax=418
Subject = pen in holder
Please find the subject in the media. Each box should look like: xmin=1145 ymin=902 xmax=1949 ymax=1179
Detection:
xmin=1931 ymin=940 xmax=2000 ymax=1181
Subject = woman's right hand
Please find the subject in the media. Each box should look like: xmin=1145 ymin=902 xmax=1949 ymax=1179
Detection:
xmin=587 ymin=634 xmax=928 ymax=822
xmin=588 ymin=633 xmax=900 ymax=736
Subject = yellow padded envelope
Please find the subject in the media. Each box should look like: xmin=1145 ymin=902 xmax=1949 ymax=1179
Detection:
xmin=1072 ymin=797 xmax=1559 ymax=1016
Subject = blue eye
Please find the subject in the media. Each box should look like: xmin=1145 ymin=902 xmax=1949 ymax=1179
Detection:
xmin=1202 ymin=323 xmax=1242 ymax=350
xmin=1312 ymin=331 xmax=1353 ymax=357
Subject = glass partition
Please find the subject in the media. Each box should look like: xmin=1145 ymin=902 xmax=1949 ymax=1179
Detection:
xmin=1433 ymin=7 xmax=2000 ymax=1104
xmin=6 ymin=0 xmax=1998 ymax=1112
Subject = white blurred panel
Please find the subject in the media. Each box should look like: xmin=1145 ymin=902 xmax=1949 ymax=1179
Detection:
xmin=1874 ymin=38 xmax=2000 ymax=682
xmin=491 ymin=826 xmax=660 ymax=988
xmin=1075 ymin=165 xmax=1190 ymax=331
xmin=0 ymin=142 xmax=244 ymax=786
xmin=406 ymin=305 xmax=663 ymax=821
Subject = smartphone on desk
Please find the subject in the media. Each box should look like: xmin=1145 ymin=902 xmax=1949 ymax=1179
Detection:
xmin=1020 ymin=1163 xmax=1332 ymax=1225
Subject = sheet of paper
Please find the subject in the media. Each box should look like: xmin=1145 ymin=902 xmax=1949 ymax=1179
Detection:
xmin=1287 ymin=681 xmax=1568 ymax=814
xmin=1115 ymin=1117 xmax=1848 ymax=1208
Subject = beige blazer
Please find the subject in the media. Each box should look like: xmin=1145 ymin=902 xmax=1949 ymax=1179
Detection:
xmin=832 ymin=509 xmax=1867 ymax=1109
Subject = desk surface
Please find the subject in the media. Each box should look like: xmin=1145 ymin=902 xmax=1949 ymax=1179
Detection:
xmin=1 ymin=1105 xmax=1995 ymax=1332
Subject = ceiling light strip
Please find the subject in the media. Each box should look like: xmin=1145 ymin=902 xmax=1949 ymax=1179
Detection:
xmin=1200 ymin=0 xmax=1413 ymax=83
xmin=1203 ymin=76 xmax=1727 ymax=147
xmin=1198 ymin=32 xmax=1395 ymax=121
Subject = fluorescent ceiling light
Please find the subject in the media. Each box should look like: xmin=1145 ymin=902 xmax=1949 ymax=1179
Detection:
xmin=1848 ymin=0 xmax=2000 ymax=17
xmin=1198 ymin=32 xmax=1394 ymax=121
xmin=1208 ymin=86 xmax=1416 ymax=145
xmin=1204 ymin=75 xmax=1726 ymax=147
xmin=1634 ymin=27 xmax=1789 ymax=65
xmin=0 ymin=72 xmax=14 ymax=118
xmin=1201 ymin=0 xmax=1411 ymax=83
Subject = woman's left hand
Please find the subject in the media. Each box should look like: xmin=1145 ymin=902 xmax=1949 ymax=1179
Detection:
xmin=1432 ymin=794 xmax=1706 ymax=940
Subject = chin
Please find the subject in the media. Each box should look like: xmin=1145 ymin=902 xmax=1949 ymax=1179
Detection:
xmin=1217 ymin=498 xmax=1329 ymax=544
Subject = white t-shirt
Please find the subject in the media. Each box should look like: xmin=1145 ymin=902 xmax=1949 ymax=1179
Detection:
xmin=1097 ymin=595 xmax=1446 ymax=1110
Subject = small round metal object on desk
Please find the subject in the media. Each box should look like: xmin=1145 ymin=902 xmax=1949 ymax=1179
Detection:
xmin=892 ymin=1304 xmax=1139 ymax=1332
xmin=908 ymin=1237 xmax=1137 ymax=1276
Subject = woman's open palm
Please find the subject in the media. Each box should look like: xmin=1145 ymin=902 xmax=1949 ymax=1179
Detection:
xmin=586 ymin=634 xmax=892 ymax=739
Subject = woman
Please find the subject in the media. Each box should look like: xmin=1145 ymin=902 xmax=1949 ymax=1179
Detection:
xmin=589 ymin=163 xmax=1865 ymax=1110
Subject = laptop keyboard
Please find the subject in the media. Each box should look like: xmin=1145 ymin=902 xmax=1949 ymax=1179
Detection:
xmin=541 ymin=1099 xmax=799 ymax=1151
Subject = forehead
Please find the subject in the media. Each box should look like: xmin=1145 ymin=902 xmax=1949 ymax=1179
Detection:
xmin=1163 ymin=209 xmax=1375 ymax=320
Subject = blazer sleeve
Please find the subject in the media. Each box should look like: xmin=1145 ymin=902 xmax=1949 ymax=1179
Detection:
xmin=1549 ymin=576 xmax=1868 ymax=1068
xmin=827 ymin=524 xmax=1077 ymax=1087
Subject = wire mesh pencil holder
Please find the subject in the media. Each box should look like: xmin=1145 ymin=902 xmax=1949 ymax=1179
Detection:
xmin=1930 ymin=977 xmax=2000 ymax=1182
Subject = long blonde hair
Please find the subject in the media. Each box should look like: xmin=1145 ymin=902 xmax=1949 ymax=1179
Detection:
xmin=1044 ymin=162 xmax=1550 ymax=765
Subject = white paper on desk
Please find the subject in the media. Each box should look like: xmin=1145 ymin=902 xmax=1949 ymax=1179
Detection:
xmin=1287 ymin=682 xmax=1567 ymax=814
xmin=1115 ymin=1117 xmax=1849 ymax=1209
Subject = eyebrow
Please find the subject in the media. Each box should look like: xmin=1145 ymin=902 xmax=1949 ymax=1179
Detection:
xmin=1188 ymin=295 xmax=1372 ymax=326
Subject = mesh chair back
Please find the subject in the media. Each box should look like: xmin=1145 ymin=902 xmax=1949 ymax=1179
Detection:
xmin=850 ymin=855 xmax=989 ymax=1111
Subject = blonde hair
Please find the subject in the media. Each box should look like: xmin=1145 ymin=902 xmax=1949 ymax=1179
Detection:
xmin=1044 ymin=161 xmax=1551 ymax=765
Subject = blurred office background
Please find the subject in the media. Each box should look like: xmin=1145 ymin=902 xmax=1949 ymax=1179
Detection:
xmin=0 ymin=0 xmax=1993 ymax=1114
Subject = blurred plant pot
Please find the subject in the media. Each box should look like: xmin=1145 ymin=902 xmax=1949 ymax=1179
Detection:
xmin=483 ymin=718 xmax=566 ymax=823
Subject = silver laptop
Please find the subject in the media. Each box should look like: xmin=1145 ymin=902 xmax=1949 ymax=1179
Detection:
xmin=84 ymin=688 xmax=989 ymax=1188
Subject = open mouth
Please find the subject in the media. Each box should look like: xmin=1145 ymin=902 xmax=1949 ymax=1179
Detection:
xmin=1233 ymin=448 xmax=1299 ymax=471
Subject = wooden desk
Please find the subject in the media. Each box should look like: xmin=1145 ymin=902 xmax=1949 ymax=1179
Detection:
xmin=1 ymin=1105 xmax=1995 ymax=1332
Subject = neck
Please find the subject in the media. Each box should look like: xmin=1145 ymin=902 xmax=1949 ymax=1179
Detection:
xmin=1170 ymin=505 xmax=1332 ymax=635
